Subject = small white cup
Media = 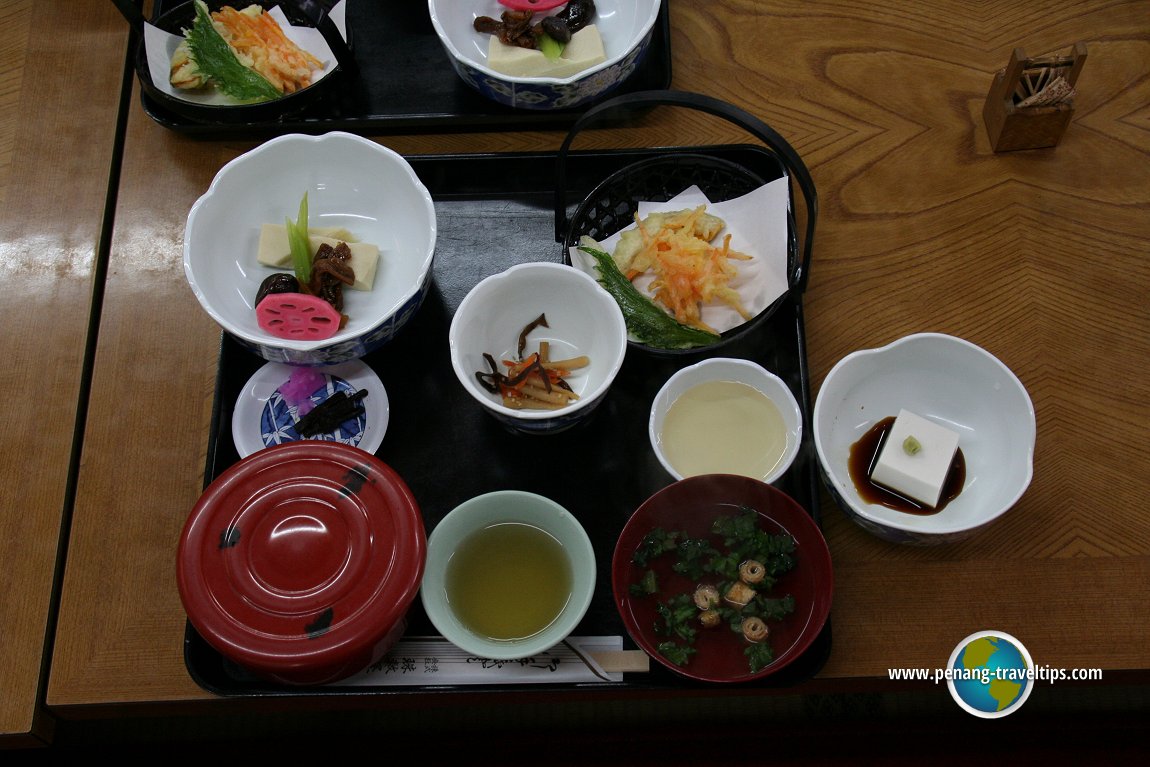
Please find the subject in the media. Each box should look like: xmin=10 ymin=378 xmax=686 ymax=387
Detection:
xmin=649 ymin=357 xmax=803 ymax=484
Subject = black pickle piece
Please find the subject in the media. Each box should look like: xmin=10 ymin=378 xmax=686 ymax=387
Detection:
xmin=541 ymin=16 xmax=571 ymax=43
xmin=561 ymin=0 xmax=595 ymax=33
xmin=255 ymin=273 xmax=300 ymax=306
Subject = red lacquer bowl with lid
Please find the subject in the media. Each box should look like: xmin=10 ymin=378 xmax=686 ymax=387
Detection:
xmin=177 ymin=441 xmax=426 ymax=686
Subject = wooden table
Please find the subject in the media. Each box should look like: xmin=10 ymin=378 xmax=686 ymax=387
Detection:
xmin=0 ymin=0 xmax=128 ymax=748
xmin=40 ymin=0 xmax=1150 ymax=748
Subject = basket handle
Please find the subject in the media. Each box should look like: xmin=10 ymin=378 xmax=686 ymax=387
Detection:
xmin=292 ymin=0 xmax=358 ymax=77
xmin=554 ymin=89 xmax=817 ymax=292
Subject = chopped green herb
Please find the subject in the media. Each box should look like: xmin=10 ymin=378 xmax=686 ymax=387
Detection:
xmin=632 ymin=527 xmax=680 ymax=568
xmin=670 ymin=536 xmax=717 ymax=581
xmin=655 ymin=594 xmax=698 ymax=643
xmin=712 ymin=506 xmax=796 ymax=578
xmin=657 ymin=641 xmax=696 ymax=667
xmin=746 ymin=641 xmax=775 ymax=673
xmin=629 ymin=569 xmax=658 ymax=597
xmin=629 ymin=507 xmax=799 ymax=674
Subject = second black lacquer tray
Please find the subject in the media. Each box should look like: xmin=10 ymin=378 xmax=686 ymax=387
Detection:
xmin=138 ymin=0 xmax=673 ymax=136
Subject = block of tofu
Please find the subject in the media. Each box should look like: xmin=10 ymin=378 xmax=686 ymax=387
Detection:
xmin=256 ymin=223 xmax=380 ymax=292
xmin=485 ymin=25 xmax=607 ymax=79
xmin=869 ymin=409 xmax=960 ymax=508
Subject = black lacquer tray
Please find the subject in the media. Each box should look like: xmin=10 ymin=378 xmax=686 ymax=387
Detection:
xmin=139 ymin=0 xmax=673 ymax=136
xmin=186 ymin=144 xmax=832 ymax=697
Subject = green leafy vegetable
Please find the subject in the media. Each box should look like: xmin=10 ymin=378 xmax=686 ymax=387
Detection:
xmin=712 ymin=507 xmax=796 ymax=579
xmin=657 ymin=641 xmax=696 ymax=667
xmin=654 ymin=594 xmax=698 ymax=643
xmin=578 ymin=239 xmax=721 ymax=350
xmin=185 ymin=0 xmax=280 ymax=103
xmin=286 ymin=192 xmax=311 ymax=284
xmin=629 ymin=507 xmax=798 ymax=674
xmin=629 ymin=569 xmax=658 ymax=597
xmin=670 ymin=536 xmax=717 ymax=581
xmin=632 ymin=527 xmax=680 ymax=568
xmin=746 ymin=641 xmax=775 ymax=673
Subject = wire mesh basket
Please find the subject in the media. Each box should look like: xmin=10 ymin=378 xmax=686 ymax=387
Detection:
xmin=555 ymin=90 xmax=817 ymax=357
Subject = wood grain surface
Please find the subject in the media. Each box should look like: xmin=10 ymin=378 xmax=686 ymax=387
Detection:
xmin=42 ymin=0 xmax=1150 ymax=726
xmin=0 ymin=0 xmax=127 ymax=744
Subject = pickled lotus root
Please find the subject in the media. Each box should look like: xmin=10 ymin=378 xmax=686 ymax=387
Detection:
xmin=256 ymin=292 xmax=342 ymax=341
xmin=741 ymin=616 xmax=769 ymax=643
xmin=738 ymin=559 xmax=767 ymax=585
xmin=309 ymin=242 xmax=355 ymax=313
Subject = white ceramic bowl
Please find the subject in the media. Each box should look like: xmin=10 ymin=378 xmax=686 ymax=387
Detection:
xmin=649 ymin=357 xmax=803 ymax=484
xmin=428 ymin=0 xmax=662 ymax=110
xmin=449 ymin=261 xmax=627 ymax=434
xmin=420 ymin=490 xmax=596 ymax=660
xmin=813 ymin=333 xmax=1036 ymax=545
xmin=184 ymin=131 xmax=436 ymax=365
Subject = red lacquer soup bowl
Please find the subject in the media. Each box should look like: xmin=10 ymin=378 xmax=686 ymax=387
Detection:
xmin=613 ymin=474 xmax=833 ymax=683
xmin=177 ymin=441 xmax=426 ymax=685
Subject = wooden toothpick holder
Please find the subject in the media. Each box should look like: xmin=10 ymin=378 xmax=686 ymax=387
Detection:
xmin=983 ymin=43 xmax=1087 ymax=152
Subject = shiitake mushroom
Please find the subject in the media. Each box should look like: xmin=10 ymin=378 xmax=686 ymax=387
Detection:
xmin=255 ymin=272 xmax=300 ymax=306
xmin=560 ymin=0 xmax=595 ymax=33
xmin=540 ymin=0 xmax=595 ymax=44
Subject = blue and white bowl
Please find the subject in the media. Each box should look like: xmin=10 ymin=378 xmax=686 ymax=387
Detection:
xmin=428 ymin=0 xmax=661 ymax=111
xmin=449 ymin=261 xmax=627 ymax=435
xmin=184 ymin=132 xmax=437 ymax=365
xmin=813 ymin=333 xmax=1036 ymax=545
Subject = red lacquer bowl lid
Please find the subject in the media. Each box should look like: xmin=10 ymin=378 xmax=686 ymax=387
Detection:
xmin=612 ymin=474 xmax=834 ymax=683
xmin=177 ymin=441 xmax=425 ymax=685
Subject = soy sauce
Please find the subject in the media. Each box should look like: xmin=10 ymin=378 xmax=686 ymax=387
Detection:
xmin=847 ymin=416 xmax=966 ymax=515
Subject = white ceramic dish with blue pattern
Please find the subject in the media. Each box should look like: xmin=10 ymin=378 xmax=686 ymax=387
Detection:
xmin=428 ymin=0 xmax=661 ymax=110
xmin=813 ymin=333 xmax=1036 ymax=546
xmin=449 ymin=261 xmax=627 ymax=435
xmin=184 ymin=131 xmax=437 ymax=365
xmin=232 ymin=360 xmax=388 ymax=458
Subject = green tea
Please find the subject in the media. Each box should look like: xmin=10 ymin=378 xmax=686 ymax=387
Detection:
xmin=445 ymin=522 xmax=572 ymax=642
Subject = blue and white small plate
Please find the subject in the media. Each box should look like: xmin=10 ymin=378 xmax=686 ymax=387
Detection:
xmin=232 ymin=360 xmax=389 ymax=458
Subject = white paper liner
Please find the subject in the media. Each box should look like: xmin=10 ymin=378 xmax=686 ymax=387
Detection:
xmin=568 ymin=177 xmax=791 ymax=338
xmin=331 ymin=636 xmax=626 ymax=686
xmin=144 ymin=2 xmax=348 ymax=107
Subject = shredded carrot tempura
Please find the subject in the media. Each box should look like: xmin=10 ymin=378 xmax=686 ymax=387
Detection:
xmin=213 ymin=6 xmax=324 ymax=94
xmin=626 ymin=206 xmax=753 ymax=333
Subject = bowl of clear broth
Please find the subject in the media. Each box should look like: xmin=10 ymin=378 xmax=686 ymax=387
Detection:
xmin=613 ymin=474 xmax=833 ymax=683
xmin=420 ymin=490 xmax=596 ymax=660
xmin=649 ymin=357 xmax=803 ymax=485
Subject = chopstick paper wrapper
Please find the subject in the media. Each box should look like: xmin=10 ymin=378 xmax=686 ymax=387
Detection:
xmin=332 ymin=636 xmax=648 ymax=687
